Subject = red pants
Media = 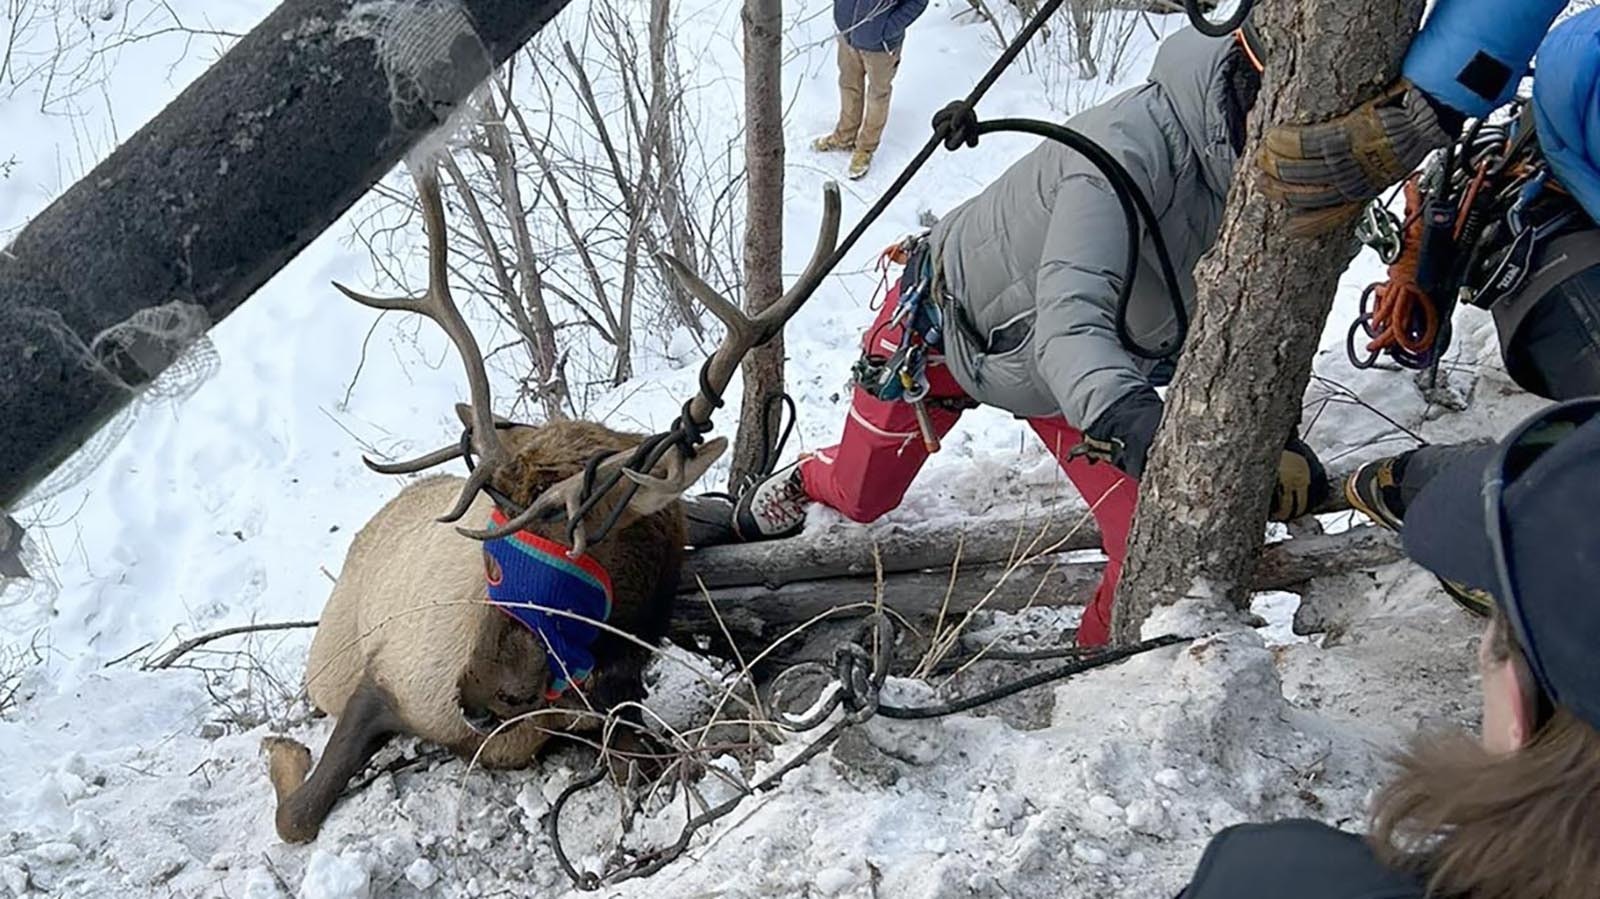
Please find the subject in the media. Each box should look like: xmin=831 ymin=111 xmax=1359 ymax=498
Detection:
xmin=798 ymin=290 xmax=1138 ymax=646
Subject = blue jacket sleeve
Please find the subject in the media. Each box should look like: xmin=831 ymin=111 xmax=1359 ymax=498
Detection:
xmin=885 ymin=0 xmax=929 ymax=34
xmin=1402 ymin=0 xmax=1567 ymax=118
xmin=1532 ymin=8 xmax=1600 ymax=223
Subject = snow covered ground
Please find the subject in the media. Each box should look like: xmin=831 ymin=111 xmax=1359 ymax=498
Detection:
xmin=0 ymin=1 xmax=1548 ymax=897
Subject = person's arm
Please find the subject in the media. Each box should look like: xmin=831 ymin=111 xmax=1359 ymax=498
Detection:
xmin=1258 ymin=0 xmax=1568 ymax=233
xmin=884 ymin=0 xmax=929 ymax=33
xmin=1033 ymin=163 xmax=1172 ymax=479
xmin=1402 ymin=0 xmax=1566 ymax=119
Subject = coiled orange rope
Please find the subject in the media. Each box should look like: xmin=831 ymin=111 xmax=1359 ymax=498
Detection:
xmin=1361 ymin=176 xmax=1439 ymax=359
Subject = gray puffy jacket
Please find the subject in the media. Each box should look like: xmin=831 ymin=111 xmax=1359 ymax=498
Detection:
xmin=930 ymin=27 xmax=1242 ymax=431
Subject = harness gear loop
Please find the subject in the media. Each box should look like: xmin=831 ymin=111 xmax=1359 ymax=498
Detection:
xmin=1348 ymin=176 xmax=1442 ymax=370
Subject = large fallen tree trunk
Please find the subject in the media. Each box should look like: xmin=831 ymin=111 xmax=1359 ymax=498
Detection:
xmin=0 ymin=0 xmax=571 ymax=508
xmin=671 ymin=523 xmax=1402 ymax=659
xmin=681 ymin=457 xmax=1364 ymax=589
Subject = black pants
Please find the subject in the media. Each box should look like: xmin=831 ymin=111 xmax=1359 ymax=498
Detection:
xmin=1507 ymin=272 xmax=1600 ymax=399
xmin=1395 ymin=296 xmax=1600 ymax=511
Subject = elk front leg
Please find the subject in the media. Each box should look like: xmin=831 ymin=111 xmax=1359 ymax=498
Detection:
xmin=266 ymin=681 xmax=400 ymax=843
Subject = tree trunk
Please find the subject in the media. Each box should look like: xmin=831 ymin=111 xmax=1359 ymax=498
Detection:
xmin=0 ymin=0 xmax=571 ymax=508
xmin=647 ymin=0 xmax=707 ymax=341
xmin=1110 ymin=0 xmax=1425 ymax=644
xmin=727 ymin=0 xmax=786 ymax=492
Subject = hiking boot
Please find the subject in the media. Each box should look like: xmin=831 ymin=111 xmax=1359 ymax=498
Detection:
xmin=847 ymin=148 xmax=873 ymax=180
xmin=1345 ymin=457 xmax=1405 ymax=530
xmin=1346 ymin=456 xmax=1493 ymax=618
xmin=733 ymin=461 xmax=809 ymax=541
xmin=812 ymin=133 xmax=854 ymax=153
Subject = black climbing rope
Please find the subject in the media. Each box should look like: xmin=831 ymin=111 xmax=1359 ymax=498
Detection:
xmin=481 ymin=0 xmax=1254 ymax=546
xmin=547 ymin=614 xmax=1193 ymax=890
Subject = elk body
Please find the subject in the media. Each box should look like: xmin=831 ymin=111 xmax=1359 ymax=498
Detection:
xmin=265 ymin=163 xmax=839 ymax=844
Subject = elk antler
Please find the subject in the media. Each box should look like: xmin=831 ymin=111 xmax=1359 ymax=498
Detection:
xmin=335 ymin=165 xmax=507 ymax=526
xmin=461 ymin=182 xmax=844 ymax=552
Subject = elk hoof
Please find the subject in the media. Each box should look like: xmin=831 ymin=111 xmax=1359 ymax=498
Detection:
xmin=263 ymin=737 xmax=312 ymax=789
xmin=263 ymin=737 xmax=320 ymax=844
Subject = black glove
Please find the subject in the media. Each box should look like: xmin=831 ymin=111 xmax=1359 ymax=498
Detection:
xmin=1079 ymin=388 xmax=1163 ymax=480
xmin=1272 ymin=433 xmax=1330 ymax=522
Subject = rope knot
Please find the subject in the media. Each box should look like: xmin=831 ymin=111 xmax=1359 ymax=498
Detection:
xmin=933 ymin=100 xmax=981 ymax=151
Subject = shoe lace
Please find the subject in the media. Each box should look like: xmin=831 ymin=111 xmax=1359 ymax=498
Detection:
xmin=755 ymin=472 xmax=806 ymax=528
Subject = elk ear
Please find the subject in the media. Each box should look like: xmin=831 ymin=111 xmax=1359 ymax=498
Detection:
xmin=455 ymin=403 xmax=516 ymax=433
xmin=622 ymin=438 xmax=729 ymax=517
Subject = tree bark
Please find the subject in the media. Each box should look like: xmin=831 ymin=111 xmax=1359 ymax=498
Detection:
xmin=674 ymin=525 xmax=1402 ymax=661
xmin=727 ymin=0 xmax=786 ymax=492
xmin=0 ymin=0 xmax=571 ymax=508
xmin=1110 ymin=0 xmax=1425 ymax=644
xmin=647 ymin=0 xmax=707 ymax=340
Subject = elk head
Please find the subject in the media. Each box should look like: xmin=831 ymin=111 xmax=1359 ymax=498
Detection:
xmin=337 ymin=160 xmax=839 ymax=729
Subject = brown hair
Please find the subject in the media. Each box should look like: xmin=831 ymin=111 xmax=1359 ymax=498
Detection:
xmin=1369 ymin=613 xmax=1600 ymax=898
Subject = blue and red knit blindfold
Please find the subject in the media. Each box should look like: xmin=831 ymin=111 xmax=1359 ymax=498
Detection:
xmin=482 ymin=508 xmax=614 ymax=699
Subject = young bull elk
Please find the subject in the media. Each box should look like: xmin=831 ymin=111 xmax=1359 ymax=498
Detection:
xmin=265 ymin=164 xmax=839 ymax=843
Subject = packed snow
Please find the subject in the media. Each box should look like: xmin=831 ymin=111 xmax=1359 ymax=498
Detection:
xmin=0 ymin=1 xmax=1545 ymax=897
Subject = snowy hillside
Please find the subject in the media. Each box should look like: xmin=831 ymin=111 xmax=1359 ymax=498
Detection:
xmin=0 ymin=1 xmax=1546 ymax=897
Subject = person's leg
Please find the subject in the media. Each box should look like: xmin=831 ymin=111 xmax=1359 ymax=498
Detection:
xmin=1509 ymin=277 xmax=1600 ymax=400
xmin=1345 ymin=441 xmax=1497 ymax=618
xmin=1393 ymin=443 xmax=1496 ymax=511
xmin=831 ymin=37 xmax=866 ymax=143
xmin=799 ymin=289 xmax=969 ymax=522
xmin=1027 ymin=418 xmax=1138 ymax=647
xmin=1348 ymin=441 xmax=1495 ymax=529
xmin=856 ymin=46 xmax=902 ymax=154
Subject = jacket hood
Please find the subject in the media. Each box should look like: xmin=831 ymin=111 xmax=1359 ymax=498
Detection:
xmin=1145 ymin=27 xmax=1245 ymax=195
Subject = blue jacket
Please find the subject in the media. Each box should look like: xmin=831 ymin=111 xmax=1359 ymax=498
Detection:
xmin=1402 ymin=0 xmax=1565 ymax=117
xmin=834 ymin=0 xmax=927 ymax=53
xmin=1533 ymin=9 xmax=1600 ymax=223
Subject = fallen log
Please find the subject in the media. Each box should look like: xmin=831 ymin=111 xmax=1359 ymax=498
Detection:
xmin=670 ymin=524 xmax=1402 ymax=659
xmin=680 ymin=458 xmax=1365 ymax=591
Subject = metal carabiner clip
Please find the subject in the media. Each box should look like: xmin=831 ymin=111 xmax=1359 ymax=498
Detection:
xmin=1357 ymin=199 xmax=1403 ymax=265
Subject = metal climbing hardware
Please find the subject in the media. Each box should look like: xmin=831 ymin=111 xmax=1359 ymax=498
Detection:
xmin=853 ymin=235 xmax=946 ymax=452
xmin=1347 ymin=99 xmax=1588 ymax=372
xmin=1357 ymin=200 xmax=1403 ymax=265
xmin=1467 ymin=169 xmax=1576 ymax=310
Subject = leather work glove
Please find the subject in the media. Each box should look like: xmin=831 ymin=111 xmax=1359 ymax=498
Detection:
xmin=1076 ymin=387 xmax=1163 ymax=481
xmin=1258 ymin=79 xmax=1451 ymax=236
xmin=1271 ymin=433 xmax=1330 ymax=522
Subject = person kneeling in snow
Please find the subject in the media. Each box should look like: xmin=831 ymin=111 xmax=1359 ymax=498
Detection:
xmin=733 ymin=25 xmax=1329 ymax=648
xmin=1182 ymin=398 xmax=1600 ymax=899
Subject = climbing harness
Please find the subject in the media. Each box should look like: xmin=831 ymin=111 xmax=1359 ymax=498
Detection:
xmin=1348 ymin=100 xmax=1584 ymax=373
xmin=545 ymin=613 xmax=1191 ymax=890
xmin=852 ymin=234 xmax=947 ymax=451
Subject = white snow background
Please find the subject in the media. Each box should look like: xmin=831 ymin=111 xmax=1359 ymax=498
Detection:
xmin=0 ymin=1 xmax=1551 ymax=897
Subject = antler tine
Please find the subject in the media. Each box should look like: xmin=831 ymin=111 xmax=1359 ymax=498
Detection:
xmin=655 ymin=252 xmax=757 ymax=345
xmin=435 ymin=464 xmax=497 ymax=525
xmin=336 ymin=162 xmax=509 ymax=524
xmin=752 ymin=181 xmax=842 ymax=341
xmin=362 ymin=443 xmax=466 ymax=475
xmin=406 ymin=167 xmax=507 ymax=472
xmin=456 ymin=463 xmax=606 ymax=554
xmin=674 ymin=182 xmax=842 ymax=429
